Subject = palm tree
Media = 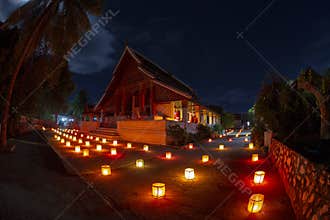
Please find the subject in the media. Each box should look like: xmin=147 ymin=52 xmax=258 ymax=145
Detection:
xmin=0 ymin=0 xmax=102 ymax=150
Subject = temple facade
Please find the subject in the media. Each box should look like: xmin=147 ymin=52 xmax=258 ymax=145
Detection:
xmin=81 ymin=46 xmax=220 ymax=144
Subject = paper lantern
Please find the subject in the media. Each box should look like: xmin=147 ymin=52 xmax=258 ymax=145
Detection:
xmin=252 ymin=154 xmax=258 ymax=162
xmin=110 ymin=148 xmax=117 ymax=155
xmin=95 ymin=137 xmax=100 ymax=141
xmin=102 ymin=138 xmax=107 ymax=143
xmin=208 ymin=138 xmax=212 ymax=142
xmin=75 ymin=146 xmax=81 ymax=153
xmin=248 ymin=194 xmax=264 ymax=213
xmin=246 ymin=134 xmax=249 ymax=137
xmin=254 ymin=171 xmax=265 ymax=184
xmin=152 ymin=183 xmax=165 ymax=198
xmin=165 ymin=152 xmax=172 ymax=159
xmin=249 ymin=143 xmax=254 ymax=149
xmin=219 ymin=144 xmax=224 ymax=150
xmin=185 ymin=168 xmax=195 ymax=180
xmin=96 ymin=144 xmax=102 ymax=151
xmin=80 ymin=134 xmax=84 ymax=138
xmin=220 ymin=134 xmax=223 ymax=138
xmin=235 ymin=134 xmax=239 ymax=138
xmin=85 ymin=141 xmax=90 ymax=147
xmin=87 ymin=135 xmax=90 ymax=139
xmin=188 ymin=143 xmax=193 ymax=149
xmin=244 ymin=138 xmax=249 ymax=142
xmin=61 ymin=139 xmax=65 ymax=143
xmin=56 ymin=136 xmax=61 ymax=141
xmin=72 ymin=136 xmax=77 ymax=142
xmin=101 ymin=165 xmax=111 ymax=176
xmin=66 ymin=141 xmax=71 ymax=147
xmin=69 ymin=135 xmax=72 ymax=140
xmin=127 ymin=143 xmax=132 ymax=148
xmin=202 ymin=155 xmax=209 ymax=163
xmin=136 ymin=159 xmax=144 ymax=168
xmin=78 ymin=139 xmax=82 ymax=144
xmin=113 ymin=140 xmax=118 ymax=146
xmin=143 ymin=145 xmax=149 ymax=151
xmin=229 ymin=138 xmax=233 ymax=142
xmin=83 ymin=149 xmax=89 ymax=157
xmin=54 ymin=135 xmax=58 ymax=139
xmin=90 ymin=136 xmax=93 ymax=140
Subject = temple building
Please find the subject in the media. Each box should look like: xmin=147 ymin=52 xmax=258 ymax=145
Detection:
xmin=81 ymin=46 xmax=220 ymax=145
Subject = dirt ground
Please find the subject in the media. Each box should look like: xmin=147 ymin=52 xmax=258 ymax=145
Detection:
xmin=0 ymin=131 xmax=295 ymax=220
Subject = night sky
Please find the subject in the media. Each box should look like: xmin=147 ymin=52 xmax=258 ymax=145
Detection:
xmin=1 ymin=0 xmax=330 ymax=112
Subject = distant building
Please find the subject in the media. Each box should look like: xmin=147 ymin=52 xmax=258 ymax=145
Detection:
xmin=81 ymin=46 xmax=220 ymax=145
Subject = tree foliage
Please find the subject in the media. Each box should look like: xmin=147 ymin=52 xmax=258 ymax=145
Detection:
xmin=72 ymin=89 xmax=88 ymax=119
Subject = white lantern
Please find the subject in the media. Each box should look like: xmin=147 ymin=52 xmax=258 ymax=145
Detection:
xmin=185 ymin=168 xmax=195 ymax=180
xmin=96 ymin=144 xmax=102 ymax=151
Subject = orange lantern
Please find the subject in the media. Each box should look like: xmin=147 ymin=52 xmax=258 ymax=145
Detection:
xmin=96 ymin=144 xmax=102 ymax=151
xmin=143 ymin=145 xmax=149 ymax=151
xmin=113 ymin=140 xmax=118 ymax=146
xmin=85 ymin=141 xmax=90 ymax=147
xmin=254 ymin=171 xmax=265 ymax=184
xmin=110 ymin=148 xmax=117 ymax=155
xmin=102 ymin=138 xmax=107 ymax=143
xmin=188 ymin=143 xmax=193 ymax=149
xmin=202 ymin=155 xmax=209 ymax=163
xmin=248 ymin=194 xmax=264 ymax=213
xmin=65 ymin=141 xmax=71 ymax=147
xmin=252 ymin=154 xmax=258 ymax=162
xmin=82 ymin=149 xmax=89 ymax=157
xmin=165 ymin=152 xmax=172 ymax=159
xmin=127 ymin=143 xmax=132 ymax=148
xmin=219 ymin=144 xmax=224 ymax=150
xmin=152 ymin=183 xmax=165 ymax=198
xmin=136 ymin=159 xmax=144 ymax=168
xmin=208 ymin=138 xmax=212 ymax=142
xmin=75 ymin=146 xmax=81 ymax=153
xmin=249 ymin=143 xmax=254 ymax=149
xmin=101 ymin=165 xmax=111 ymax=176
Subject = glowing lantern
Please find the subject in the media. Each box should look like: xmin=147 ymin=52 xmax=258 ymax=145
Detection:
xmin=96 ymin=144 xmax=102 ymax=151
xmin=136 ymin=159 xmax=144 ymax=168
xmin=110 ymin=148 xmax=117 ymax=155
xmin=113 ymin=140 xmax=118 ymax=146
xmin=74 ymin=132 xmax=77 ymax=136
xmin=69 ymin=135 xmax=72 ymax=140
xmin=95 ymin=137 xmax=100 ymax=141
xmin=42 ymin=126 xmax=46 ymax=131
xmin=208 ymin=138 xmax=212 ymax=142
xmin=246 ymin=134 xmax=249 ymax=137
xmin=202 ymin=155 xmax=209 ymax=163
xmin=61 ymin=139 xmax=65 ymax=143
xmin=219 ymin=144 xmax=224 ymax=150
xmin=75 ymin=146 xmax=81 ymax=153
xmin=220 ymin=134 xmax=223 ymax=138
xmin=66 ymin=141 xmax=71 ymax=147
xmin=254 ymin=171 xmax=265 ymax=184
xmin=248 ymin=194 xmax=264 ymax=213
xmin=244 ymin=138 xmax=248 ymax=142
xmin=165 ymin=152 xmax=172 ymax=159
xmin=78 ymin=139 xmax=83 ymax=144
xmin=85 ymin=141 xmax=90 ymax=147
xmin=188 ymin=143 xmax=193 ymax=149
xmin=56 ymin=136 xmax=61 ymax=141
xmin=235 ymin=134 xmax=239 ymax=138
xmin=90 ymin=136 xmax=93 ymax=140
xmin=102 ymin=138 xmax=107 ymax=143
xmin=127 ymin=143 xmax=132 ymax=148
xmin=54 ymin=135 xmax=58 ymax=139
xmin=249 ymin=143 xmax=254 ymax=149
xmin=72 ymin=136 xmax=77 ymax=142
xmin=152 ymin=183 xmax=165 ymax=198
xmin=101 ymin=165 xmax=111 ymax=176
xmin=82 ymin=149 xmax=89 ymax=157
xmin=87 ymin=135 xmax=90 ymax=139
xmin=252 ymin=154 xmax=258 ymax=162
xmin=80 ymin=134 xmax=84 ymax=138
xmin=143 ymin=145 xmax=149 ymax=151
xmin=185 ymin=168 xmax=195 ymax=180
xmin=229 ymin=138 xmax=233 ymax=142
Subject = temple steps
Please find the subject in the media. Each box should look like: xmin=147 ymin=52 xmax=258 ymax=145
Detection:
xmin=89 ymin=127 xmax=121 ymax=140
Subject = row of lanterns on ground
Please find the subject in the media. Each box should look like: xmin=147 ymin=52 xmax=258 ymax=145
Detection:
xmin=52 ymin=128 xmax=265 ymax=213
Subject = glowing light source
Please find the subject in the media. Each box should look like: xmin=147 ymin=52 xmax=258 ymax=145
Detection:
xmin=127 ymin=143 xmax=132 ymax=148
xmin=254 ymin=171 xmax=265 ymax=184
xmin=85 ymin=141 xmax=90 ymax=147
xmin=220 ymin=134 xmax=223 ymax=138
xmin=102 ymin=138 xmax=107 ymax=143
xmin=80 ymin=134 xmax=84 ymax=138
xmin=235 ymin=134 xmax=239 ymax=138
xmin=72 ymin=136 xmax=77 ymax=142
xmin=229 ymin=138 xmax=233 ymax=142
xmin=110 ymin=148 xmax=117 ymax=155
xmin=54 ymin=135 xmax=58 ymax=139
xmin=95 ymin=137 xmax=100 ymax=141
xmin=165 ymin=152 xmax=172 ymax=159
xmin=246 ymin=134 xmax=249 ymax=137
xmin=188 ymin=143 xmax=193 ymax=149
xmin=101 ymin=165 xmax=111 ymax=176
xmin=136 ymin=159 xmax=144 ymax=168
xmin=249 ymin=143 xmax=254 ymax=149
xmin=219 ymin=144 xmax=224 ymax=150
xmin=152 ymin=183 xmax=165 ymax=198
xmin=185 ymin=168 xmax=195 ymax=180
xmin=83 ymin=149 xmax=89 ymax=157
xmin=208 ymin=138 xmax=212 ymax=142
xmin=65 ymin=141 xmax=71 ymax=147
xmin=248 ymin=194 xmax=264 ymax=213
xmin=56 ymin=136 xmax=61 ymax=141
xmin=61 ymin=139 xmax=65 ymax=143
xmin=244 ymin=138 xmax=249 ymax=142
xmin=96 ymin=144 xmax=102 ymax=151
xmin=113 ymin=140 xmax=118 ymax=146
xmin=78 ymin=139 xmax=83 ymax=144
xmin=143 ymin=145 xmax=149 ymax=151
xmin=202 ymin=155 xmax=209 ymax=163
xmin=75 ymin=146 xmax=81 ymax=153
xmin=252 ymin=154 xmax=258 ymax=162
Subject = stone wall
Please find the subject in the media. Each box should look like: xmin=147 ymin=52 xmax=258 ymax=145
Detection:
xmin=270 ymin=139 xmax=330 ymax=220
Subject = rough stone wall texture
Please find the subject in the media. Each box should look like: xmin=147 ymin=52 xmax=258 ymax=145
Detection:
xmin=270 ymin=139 xmax=330 ymax=220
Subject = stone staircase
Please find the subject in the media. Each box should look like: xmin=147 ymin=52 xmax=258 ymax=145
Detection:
xmin=89 ymin=127 xmax=121 ymax=140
